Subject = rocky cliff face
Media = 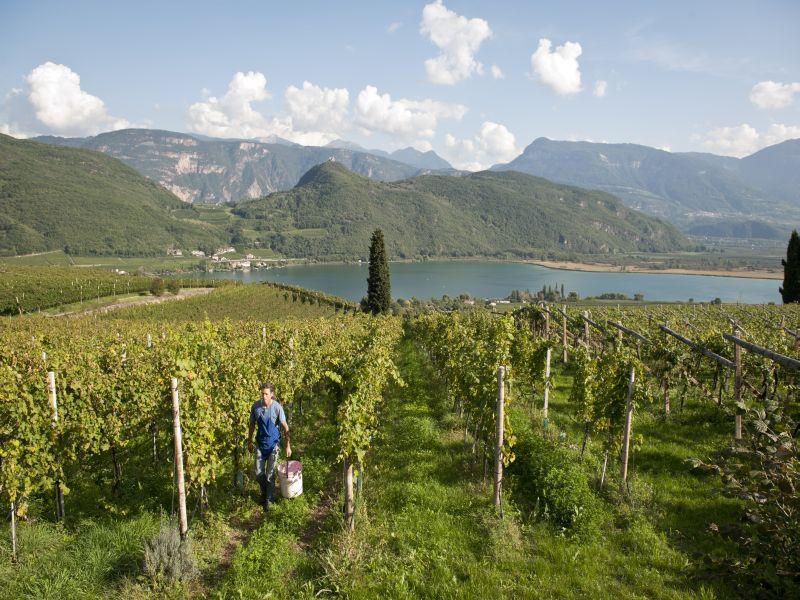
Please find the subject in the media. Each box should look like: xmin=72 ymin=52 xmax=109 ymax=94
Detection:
xmin=35 ymin=129 xmax=424 ymax=204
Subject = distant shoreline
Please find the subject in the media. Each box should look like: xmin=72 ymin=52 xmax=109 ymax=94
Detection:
xmin=524 ymin=259 xmax=782 ymax=280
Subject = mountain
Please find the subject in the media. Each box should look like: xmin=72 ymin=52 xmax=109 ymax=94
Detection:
xmin=325 ymin=139 xmax=453 ymax=169
xmin=0 ymin=134 xmax=222 ymax=256
xmin=492 ymin=137 xmax=783 ymax=223
xmin=389 ymin=147 xmax=452 ymax=170
xmin=685 ymin=219 xmax=790 ymax=240
xmin=738 ymin=139 xmax=800 ymax=205
xmin=233 ymin=160 xmax=687 ymax=261
xmin=35 ymin=129 xmax=425 ymax=204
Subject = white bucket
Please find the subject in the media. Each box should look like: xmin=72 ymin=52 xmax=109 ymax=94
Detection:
xmin=277 ymin=460 xmax=303 ymax=498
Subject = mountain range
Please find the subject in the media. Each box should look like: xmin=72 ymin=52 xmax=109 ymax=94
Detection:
xmin=0 ymin=134 xmax=686 ymax=258
xmin=233 ymin=160 xmax=686 ymax=260
xmin=28 ymin=128 xmax=800 ymax=239
xmin=493 ymin=137 xmax=800 ymax=230
xmin=35 ymin=129 xmax=452 ymax=204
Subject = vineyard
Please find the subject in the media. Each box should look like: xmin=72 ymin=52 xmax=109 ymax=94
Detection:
xmin=1 ymin=289 xmax=799 ymax=598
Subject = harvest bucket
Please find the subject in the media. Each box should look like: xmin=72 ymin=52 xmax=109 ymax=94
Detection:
xmin=277 ymin=460 xmax=303 ymax=498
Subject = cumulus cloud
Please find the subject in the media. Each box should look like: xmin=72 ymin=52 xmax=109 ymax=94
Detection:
xmin=443 ymin=121 xmax=519 ymax=170
xmin=355 ymin=85 xmax=466 ymax=139
xmin=285 ymin=81 xmax=349 ymax=133
xmin=187 ymin=71 xmax=348 ymax=146
xmin=387 ymin=21 xmax=402 ymax=33
xmin=530 ymin=38 xmax=583 ymax=95
xmin=701 ymin=123 xmax=800 ymax=157
xmin=749 ymin=80 xmax=800 ymax=110
xmin=0 ymin=62 xmax=130 ymax=137
xmin=420 ymin=0 xmax=492 ymax=85
xmin=490 ymin=64 xmax=505 ymax=80
xmin=593 ymin=80 xmax=608 ymax=98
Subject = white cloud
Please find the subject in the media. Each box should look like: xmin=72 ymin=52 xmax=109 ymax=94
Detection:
xmin=355 ymin=85 xmax=466 ymax=139
xmin=387 ymin=21 xmax=402 ymax=33
xmin=490 ymin=64 xmax=505 ymax=80
xmin=701 ymin=123 xmax=800 ymax=157
xmin=0 ymin=62 xmax=130 ymax=137
xmin=285 ymin=81 xmax=349 ymax=133
xmin=531 ymin=38 xmax=583 ymax=95
xmin=443 ymin=121 xmax=519 ymax=170
xmin=420 ymin=0 xmax=492 ymax=85
xmin=187 ymin=72 xmax=348 ymax=146
xmin=593 ymin=80 xmax=608 ymax=98
xmin=749 ymin=80 xmax=800 ymax=110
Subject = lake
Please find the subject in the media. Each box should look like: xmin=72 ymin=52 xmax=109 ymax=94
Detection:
xmin=198 ymin=260 xmax=781 ymax=304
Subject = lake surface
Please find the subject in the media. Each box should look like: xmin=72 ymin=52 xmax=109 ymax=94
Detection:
xmin=199 ymin=261 xmax=781 ymax=304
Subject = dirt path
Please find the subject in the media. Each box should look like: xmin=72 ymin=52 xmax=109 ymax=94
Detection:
xmin=49 ymin=287 xmax=214 ymax=317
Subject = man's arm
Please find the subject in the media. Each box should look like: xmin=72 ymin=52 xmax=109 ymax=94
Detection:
xmin=280 ymin=406 xmax=291 ymax=458
xmin=247 ymin=421 xmax=255 ymax=453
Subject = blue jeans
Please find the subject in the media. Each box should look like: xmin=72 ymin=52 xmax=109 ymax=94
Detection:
xmin=255 ymin=446 xmax=279 ymax=500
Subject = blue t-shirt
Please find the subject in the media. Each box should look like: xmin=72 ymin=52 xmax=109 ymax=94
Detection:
xmin=249 ymin=400 xmax=287 ymax=452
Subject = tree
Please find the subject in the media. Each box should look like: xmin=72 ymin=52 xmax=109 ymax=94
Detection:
xmin=365 ymin=229 xmax=391 ymax=314
xmin=150 ymin=278 xmax=165 ymax=297
xmin=780 ymin=230 xmax=800 ymax=304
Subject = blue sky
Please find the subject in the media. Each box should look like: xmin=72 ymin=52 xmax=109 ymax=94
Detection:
xmin=1 ymin=0 xmax=799 ymax=168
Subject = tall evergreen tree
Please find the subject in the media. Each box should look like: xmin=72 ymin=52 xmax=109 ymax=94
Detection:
xmin=780 ymin=229 xmax=800 ymax=303
xmin=365 ymin=229 xmax=391 ymax=314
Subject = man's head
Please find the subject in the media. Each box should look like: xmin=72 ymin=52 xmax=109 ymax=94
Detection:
xmin=260 ymin=381 xmax=275 ymax=405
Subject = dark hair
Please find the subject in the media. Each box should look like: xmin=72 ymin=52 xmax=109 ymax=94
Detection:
xmin=260 ymin=381 xmax=275 ymax=394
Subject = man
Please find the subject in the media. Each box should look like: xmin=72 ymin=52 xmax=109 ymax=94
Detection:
xmin=247 ymin=381 xmax=291 ymax=509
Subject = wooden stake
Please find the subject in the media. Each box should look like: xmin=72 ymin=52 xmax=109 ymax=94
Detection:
xmin=562 ymin=306 xmax=568 ymax=363
xmin=48 ymin=371 xmax=65 ymax=520
xmin=619 ymin=367 xmax=635 ymax=491
xmin=493 ymin=366 xmax=505 ymax=509
xmin=544 ymin=309 xmax=550 ymax=338
xmin=261 ymin=326 xmax=267 ymax=345
xmin=663 ymin=379 xmax=670 ymax=417
xmin=146 ymin=333 xmax=152 ymax=348
xmin=170 ymin=378 xmax=188 ymax=540
xmin=733 ymin=326 xmax=743 ymax=441
xmin=600 ymin=451 xmax=609 ymax=488
xmin=10 ymin=501 xmax=17 ymax=563
xmin=343 ymin=459 xmax=354 ymax=530
xmin=542 ymin=348 xmax=551 ymax=419
xmin=582 ymin=311 xmax=590 ymax=344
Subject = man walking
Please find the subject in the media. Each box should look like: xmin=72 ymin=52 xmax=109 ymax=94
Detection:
xmin=248 ymin=381 xmax=291 ymax=509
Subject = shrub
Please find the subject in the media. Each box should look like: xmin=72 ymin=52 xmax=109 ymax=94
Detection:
xmin=166 ymin=279 xmax=181 ymax=295
xmin=150 ymin=278 xmax=165 ymax=297
xmin=143 ymin=519 xmax=197 ymax=584
xmin=507 ymin=425 xmax=603 ymax=534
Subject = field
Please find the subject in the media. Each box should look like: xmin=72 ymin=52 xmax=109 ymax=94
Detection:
xmin=1 ymin=284 xmax=798 ymax=599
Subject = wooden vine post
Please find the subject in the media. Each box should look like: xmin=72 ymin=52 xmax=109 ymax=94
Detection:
xmin=733 ymin=325 xmax=743 ymax=440
xmin=619 ymin=366 xmax=635 ymax=492
xmin=170 ymin=378 xmax=188 ymax=540
xmin=344 ymin=459 xmax=355 ymax=531
xmin=493 ymin=366 xmax=505 ymax=510
xmin=48 ymin=371 xmax=65 ymax=521
xmin=582 ymin=311 xmax=590 ymax=344
xmin=9 ymin=501 xmax=17 ymax=563
xmin=544 ymin=308 xmax=550 ymax=338
xmin=562 ymin=306 xmax=568 ymax=363
xmin=542 ymin=348 xmax=552 ymax=419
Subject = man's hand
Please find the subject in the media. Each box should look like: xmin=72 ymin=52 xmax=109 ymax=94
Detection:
xmin=248 ymin=440 xmax=254 ymax=454
xmin=285 ymin=444 xmax=292 ymax=459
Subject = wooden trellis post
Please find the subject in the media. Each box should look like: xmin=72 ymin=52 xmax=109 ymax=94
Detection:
xmin=542 ymin=348 xmax=551 ymax=419
xmin=170 ymin=378 xmax=188 ymax=540
xmin=562 ymin=306 xmax=568 ymax=363
xmin=493 ymin=366 xmax=505 ymax=509
xmin=619 ymin=367 xmax=635 ymax=491
xmin=733 ymin=325 xmax=743 ymax=440
xmin=48 ymin=371 xmax=65 ymax=521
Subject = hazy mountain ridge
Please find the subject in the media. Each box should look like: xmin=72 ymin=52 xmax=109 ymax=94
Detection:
xmin=35 ymin=129 xmax=431 ymax=204
xmin=492 ymin=137 xmax=800 ymax=227
xmin=233 ymin=160 xmax=687 ymax=261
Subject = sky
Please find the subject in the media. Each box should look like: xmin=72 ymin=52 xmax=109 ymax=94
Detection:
xmin=1 ymin=0 xmax=799 ymax=169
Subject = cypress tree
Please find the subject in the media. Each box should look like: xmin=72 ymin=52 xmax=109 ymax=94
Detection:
xmin=780 ymin=229 xmax=800 ymax=303
xmin=365 ymin=229 xmax=391 ymax=314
